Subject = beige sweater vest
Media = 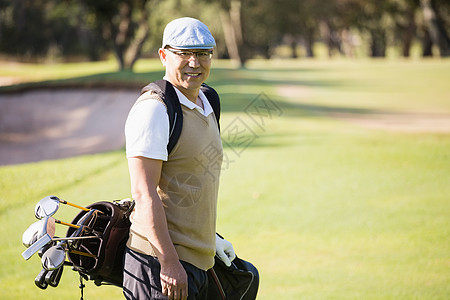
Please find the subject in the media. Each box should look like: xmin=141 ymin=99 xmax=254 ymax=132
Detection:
xmin=127 ymin=101 xmax=223 ymax=271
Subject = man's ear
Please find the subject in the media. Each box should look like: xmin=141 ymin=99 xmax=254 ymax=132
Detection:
xmin=159 ymin=48 xmax=167 ymax=66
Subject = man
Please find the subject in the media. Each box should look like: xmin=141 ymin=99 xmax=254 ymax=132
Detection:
xmin=123 ymin=17 xmax=235 ymax=300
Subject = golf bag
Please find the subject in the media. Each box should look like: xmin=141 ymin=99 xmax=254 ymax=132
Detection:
xmin=65 ymin=199 xmax=259 ymax=299
xmin=66 ymin=200 xmax=134 ymax=287
xmin=207 ymin=254 xmax=259 ymax=300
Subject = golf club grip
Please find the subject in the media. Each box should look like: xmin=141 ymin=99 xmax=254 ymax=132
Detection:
xmin=61 ymin=199 xmax=90 ymax=211
xmin=56 ymin=219 xmax=80 ymax=228
xmin=35 ymin=269 xmax=49 ymax=290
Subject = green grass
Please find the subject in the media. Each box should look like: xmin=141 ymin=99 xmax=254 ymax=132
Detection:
xmin=1 ymin=58 xmax=449 ymax=299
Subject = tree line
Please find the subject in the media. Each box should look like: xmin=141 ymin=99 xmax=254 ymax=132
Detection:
xmin=1 ymin=0 xmax=449 ymax=70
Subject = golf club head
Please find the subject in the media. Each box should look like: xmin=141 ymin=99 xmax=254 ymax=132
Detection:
xmin=38 ymin=240 xmax=56 ymax=258
xmin=22 ymin=217 xmax=56 ymax=248
xmin=35 ymin=195 xmax=60 ymax=219
xmin=41 ymin=245 xmax=66 ymax=271
xmin=34 ymin=269 xmax=49 ymax=290
xmin=22 ymin=234 xmax=52 ymax=260
xmin=45 ymin=265 xmax=64 ymax=287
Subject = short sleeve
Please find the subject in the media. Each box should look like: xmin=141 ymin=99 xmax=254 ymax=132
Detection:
xmin=125 ymin=97 xmax=169 ymax=161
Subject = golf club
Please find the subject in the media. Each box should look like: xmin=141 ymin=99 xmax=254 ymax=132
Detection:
xmin=38 ymin=241 xmax=55 ymax=258
xmin=35 ymin=268 xmax=49 ymax=290
xmin=22 ymin=217 xmax=82 ymax=248
xmin=22 ymin=217 xmax=55 ymax=248
xmin=23 ymin=234 xmax=53 ymax=260
xmin=41 ymin=211 xmax=101 ymax=271
xmin=45 ymin=265 xmax=64 ymax=287
xmin=54 ymin=218 xmax=80 ymax=228
xmin=75 ymin=208 xmax=97 ymax=227
xmin=23 ymin=234 xmax=99 ymax=261
xmin=35 ymin=195 xmax=90 ymax=220
xmin=41 ymin=242 xmax=97 ymax=271
xmin=41 ymin=244 xmax=67 ymax=271
xmin=22 ymin=217 xmax=98 ymax=260
xmin=68 ymin=209 xmax=99 ymax=249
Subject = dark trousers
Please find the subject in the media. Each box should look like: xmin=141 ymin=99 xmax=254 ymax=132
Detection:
xmin=123 ymin=247 xmax=208 ymax=300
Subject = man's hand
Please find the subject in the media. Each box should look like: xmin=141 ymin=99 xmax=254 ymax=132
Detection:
xmin=215 ymin=234 xmax=236 ymax=267
xmin=160 ymin=261 xmax=188 ymax=300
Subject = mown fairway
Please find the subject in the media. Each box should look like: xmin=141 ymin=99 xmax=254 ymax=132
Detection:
xmin=0 ymin=59 xmax=449 ymax=299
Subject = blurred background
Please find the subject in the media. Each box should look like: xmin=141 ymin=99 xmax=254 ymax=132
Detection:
xmin=0 ymin=0 xmax=449 ymax=69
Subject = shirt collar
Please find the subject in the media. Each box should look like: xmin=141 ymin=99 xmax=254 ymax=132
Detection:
xmin=168 ymin=82 xmax=213 ymax=117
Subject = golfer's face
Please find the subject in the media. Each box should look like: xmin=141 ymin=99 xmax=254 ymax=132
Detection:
xmin=160 ymin=47 xmax=212 ymax=93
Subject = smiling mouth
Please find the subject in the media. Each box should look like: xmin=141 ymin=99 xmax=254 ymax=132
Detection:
xmin=185 ymin=72 xmax=201 ymax=77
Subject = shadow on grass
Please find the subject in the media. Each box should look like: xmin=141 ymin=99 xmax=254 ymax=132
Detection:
xmin=208 ymin=67 xmax=387 ymax=118
xmin=209 ymin=67 xmax=347 ymax=89
xmin=0 ymin=70 xmax=165 ymax=93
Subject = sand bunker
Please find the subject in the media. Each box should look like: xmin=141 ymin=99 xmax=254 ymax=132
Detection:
xmin=0 ymin=89 xmax=137 ymax=166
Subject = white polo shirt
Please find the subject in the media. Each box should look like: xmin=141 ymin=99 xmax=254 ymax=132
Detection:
xmin=125 ymin=85 xmax=214 ymax=161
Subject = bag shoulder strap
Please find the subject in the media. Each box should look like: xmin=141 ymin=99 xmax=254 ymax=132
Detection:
xmin=140 ymin=80 xmax=220 ymax=154
xmin=140 ymin=80 xmax=182 ymax=154
xmin=200 ymin=83 xmax=221 ymax=131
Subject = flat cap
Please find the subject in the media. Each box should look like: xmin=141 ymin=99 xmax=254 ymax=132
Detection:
xmin=162 ymin=17 xmax=216 ymax=49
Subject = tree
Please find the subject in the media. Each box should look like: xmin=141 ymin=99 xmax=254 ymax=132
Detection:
xmin=0 ymin=0 xmax=56 ymax=58
xmin=391 ymin=0 xmax=419 ymax=58
xmin=0 ymin=0 xmax=108 ymax=61
xmin=420 ymin=0 xmax=450 ymax=56
xmin=83 ymin=0 xmax=152 ymax=70
xmin=280 ymin=0 xmax=321 ymax=58
xmin=217 ymin=0 xmax=247 ymax=67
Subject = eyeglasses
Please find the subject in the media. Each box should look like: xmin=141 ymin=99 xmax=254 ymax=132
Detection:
xmin=165 ymin=48 xmax=213 ymax=61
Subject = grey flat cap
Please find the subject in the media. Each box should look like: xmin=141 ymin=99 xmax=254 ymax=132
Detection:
xmin=162 ymin=17 xmax=216 ymax=49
